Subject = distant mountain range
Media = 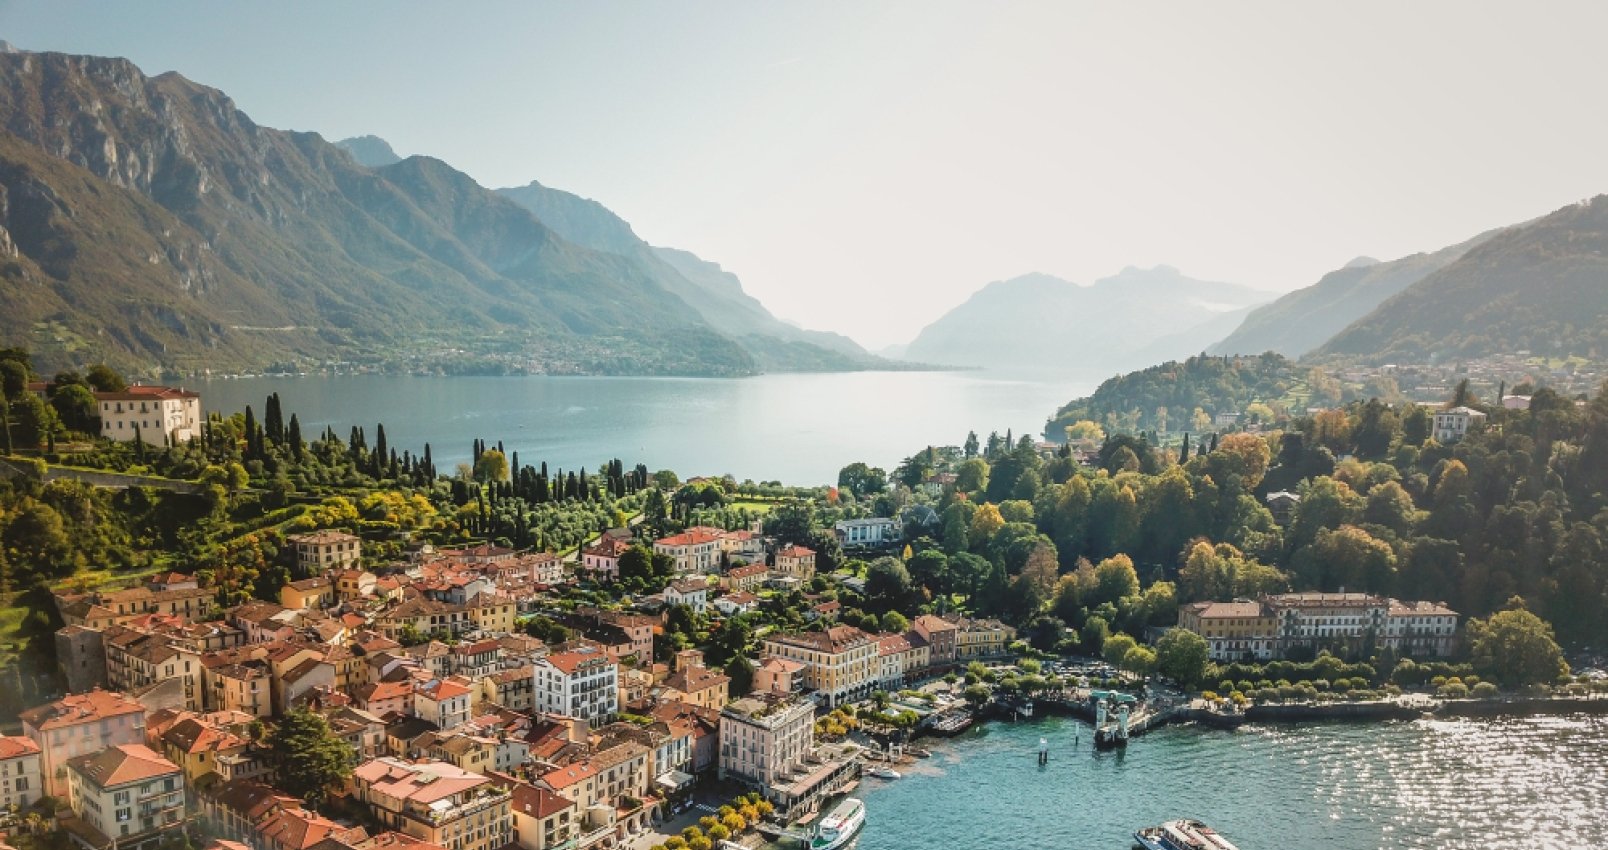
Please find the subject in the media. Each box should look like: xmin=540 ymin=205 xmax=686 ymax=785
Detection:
xmin=0 ymin=45 xmax=886 ymax=377
xmin=900 ymin=266 xmax=1274 ymax=375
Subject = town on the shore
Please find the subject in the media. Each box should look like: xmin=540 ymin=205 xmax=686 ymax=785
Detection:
xmin=0 ymin=350 xmax=1603 ymax=850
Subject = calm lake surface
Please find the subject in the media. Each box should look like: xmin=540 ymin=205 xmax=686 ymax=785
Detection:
xmin=844 ymin=713 xmax=1608 ymax=850
xmin=193 ymin=371 xmax=1094 ymax=485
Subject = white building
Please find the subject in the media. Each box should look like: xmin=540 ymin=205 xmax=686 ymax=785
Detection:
xmin=664 ymin=579 xmax=711 ymax=615
xmin=0 ymin=736 xmax=42 ymax=811
xmin=532 ymin=647 xmax=618 ymax=725
xmin=718 ymin=694 xmax=814 ymax=788
xmin=653 ymin=528 xmax=724 ymax=574
xmin=95 ymin=386 xmax=202 ymax=446
xmin=834 ymin=518 xmax=898 ymax=548
xmin=1384 ymin=600 xmax=1460 ymax=657
xmin=1433 ymin=406 xmax=1487 ymax=443
xmin=65 ymin=744 xmax=185 ymax=850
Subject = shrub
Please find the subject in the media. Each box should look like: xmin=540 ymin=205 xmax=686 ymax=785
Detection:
xmin=1471 ymin=681 xmax=1499 ymax=698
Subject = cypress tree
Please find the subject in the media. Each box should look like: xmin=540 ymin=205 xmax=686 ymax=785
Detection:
xmin=244 ymin=406 xmax=258 ymax=459
xmin=288 ymin=414 xmax=304 ymax=460
xmin=1178 ymin=433 xmax=1190 ymax=464
xmin=1209 ymin=433 xmax=1219 ymax=452
xmin=265 ymin=393 xmax=284 ymax=445
xmin=374 ymin=424 xmax=388 ymax=469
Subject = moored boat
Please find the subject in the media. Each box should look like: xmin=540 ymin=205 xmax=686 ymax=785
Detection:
xmin=867 ymin=766 xmax=901 ymax=779
xmin=1133 ymin=819 xmax=1241 ymax=850
xmin=810 ymin=797 xmax=866 ymax=850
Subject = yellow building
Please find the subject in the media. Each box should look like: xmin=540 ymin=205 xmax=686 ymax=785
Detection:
xmin=350 ymin=758 xmax=512 ymax=850
xmin=1178 ymin=600 xmax=1278 ymax=661
xmin=761 ymin=626 xmax=878 ymax=708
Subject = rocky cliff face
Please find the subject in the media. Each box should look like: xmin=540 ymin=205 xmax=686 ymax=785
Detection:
xmin=0 ymin=48 xmax=756 ymax=376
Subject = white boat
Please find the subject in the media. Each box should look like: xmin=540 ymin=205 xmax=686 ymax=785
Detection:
xmin=1133 ymin=819 xmax=1241 ymax=850
xmin=810 ymin=797 xmax=866 ymax=850
xmin=867 ymin=766 xmax=901 ymax=779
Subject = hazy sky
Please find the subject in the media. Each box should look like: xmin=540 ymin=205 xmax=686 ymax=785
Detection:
xmin=5 ymin=2 xmax=1608 ymax=349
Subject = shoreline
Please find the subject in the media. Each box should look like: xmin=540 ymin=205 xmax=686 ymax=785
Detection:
xmin=896 ymin=692 xmax=1608 ymax=750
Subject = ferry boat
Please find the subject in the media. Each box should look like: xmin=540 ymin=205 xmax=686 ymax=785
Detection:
xmin=867 ymin=766 xmax=901 ymax=779
xmin=1133 ymin=819 xmax=1241 ymax=850
xmin=810 ymin=797 xmax=866 ymax=850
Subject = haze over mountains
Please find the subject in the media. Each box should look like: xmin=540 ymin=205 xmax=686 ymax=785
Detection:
xmin=898 ymin=266 xmax=1274 ymax=375
xmin=2 ymin=44 xmax=1605 ymax=381
xmin=0 ymin=45 xmax=881 ymax=377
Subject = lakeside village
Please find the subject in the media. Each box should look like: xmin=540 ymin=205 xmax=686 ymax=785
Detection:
xmin=0 ymin=351 xmax=1607 ymax=850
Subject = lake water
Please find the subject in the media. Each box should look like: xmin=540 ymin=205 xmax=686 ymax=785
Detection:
xmin=192 ymin=371 xmax=1094 ymax=485
xmin=842 ymin=713 xmax=1608 ymax=850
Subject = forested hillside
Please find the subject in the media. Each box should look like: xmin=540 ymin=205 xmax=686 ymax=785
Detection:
xmin=1045 ymin=353 xmax=1323 ymax=438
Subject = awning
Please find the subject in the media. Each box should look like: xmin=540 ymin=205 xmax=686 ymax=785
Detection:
xmin=655 ymin=769 xmax=696 ymax=792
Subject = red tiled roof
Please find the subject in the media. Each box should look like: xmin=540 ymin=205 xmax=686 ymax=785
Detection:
xmin=67 ymin=744 xmax=179 ymax=788
xmin=19 ymin=689 xmax=144 ymax=731
xmin=0 ymin=735 xmax=41 ymax=760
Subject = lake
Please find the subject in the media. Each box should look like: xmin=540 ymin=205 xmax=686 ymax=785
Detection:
xmin=842 ymin=712 xmax=1608 ymax=850
xmin=191 ymin=371 xmax=1096 ymax=485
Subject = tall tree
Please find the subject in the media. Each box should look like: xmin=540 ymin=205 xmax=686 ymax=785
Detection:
xmin=264 ymin=708 xmax=356 ymax=808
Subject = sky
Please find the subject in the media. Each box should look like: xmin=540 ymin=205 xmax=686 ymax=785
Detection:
xmin=5 ymin=1 xmax=1608 ymax=349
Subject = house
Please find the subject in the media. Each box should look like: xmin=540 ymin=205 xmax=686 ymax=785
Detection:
xmin=772 ymin=545 xmax=816 ymax=581
xmin=713 ymin=591 xmax=760 ymax=617
xmin=1265 ymin=490 xmax=1301 ymax=526
xmin=480 ymin=666 xmax=535 ymax=713
xmin=833 ymin=518 xmax=898 ymax=548
xmin=95 ymin=385 xmax=201 ymax=445
xmin=761 ymin=626 xmax=879 ymax=707
xmin=1433 ymin=406 xmax=1487 ymax=443
xmin=509 ymin=781 xmax=577 ymax=850
xmin=1178 ymin=592 xmax=1459 ymax=661
xmin=1178 ymin=600 xmax=1277 ymax=662
xmin=911 ymin=615 xmax=958 ymax=665
xmin=718 ymin=694 xmax=813 ymax=789
xmin=333 ymin=569 xmax=379 ymax=601
xmin=532 ymin=647 xmax=618 ymax=725
xmin=751 ymin=657 xmax=804 ymax=697
xmin=653 ymin=529 xmax=724 ymax=574
xmin=647 ymin=702 xmax=721 ymax=775
xmin=720 ymin=562 xmax=769 ymax=592
xmin=413 ymin=677 xmax=474 ymax=730
xmin=579 ymin=537 xmax=633 ymax=581
xmin=664 ymin=579 xmax=711 ymax=615
xmin=805 ymin=600 xmax=840 ymax=622
xmin=657 ymin=650 xmax=730 ymax=711
xmin=63 ymin=744 xmax=185 ymax=850
xmin=286 ymin=530 xmax=362 ymax=575
xmin=353 ymin=680 xmax=415 ymax=720
xmin=349 ymin=758 xmax=512 ymax=850
xmin=279 ymin=577 xmax=335 ymax=611
xmin=20 ymin=689 xmax=148 ymax=798
xmin=159 ymin=717 xmax=253 ymax=788
xmin=0 ymin=736 xmax=42 ymax=810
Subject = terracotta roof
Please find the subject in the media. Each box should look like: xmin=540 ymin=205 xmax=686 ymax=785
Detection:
xmin=351 ymin=758 xmax=491 ymax=804
xmin=19 ymin=689 xmax=144 ymax=731
xmin=288 ymin=530 xmax=360 ymax=546
xmin=582 ymin=537 xmax=634 ymax=558
xmin=667 ymin=579 xmax=710 ymax=595
xmin=725 ymin=563 xmax=768 ymax=578
xmin=655 ymin=530 xmax=723 ymax=547
xmin=67 ymin=744 xmax=179 ymax=788
xmin=776 ymin=545 xmax=815 ymax=558
xmin=0 ymin=735 xmax=41 ymax=760
xmin=93 ymin=385 xmax=199 ymax=401
xmin=511 ymin=782 xmax=574 ymax=819
xmin=768 ymin=625 xmax=873 ymax=654
xmin=541 ymin=648 xmax=613 ymax=675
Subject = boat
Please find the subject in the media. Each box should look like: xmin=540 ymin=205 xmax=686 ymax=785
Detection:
xmin=1133 ymin=819 xmax=1242 ymax=850
xmin=810 ymin=797 xmax=866 ymax=850
xmin=1016 ymin=699 xmax=1034 ymax=717
xmin=907 ymin=747 xmax=931 ymax=758
xmin=867 ymin=766 xmax=901 ymax=779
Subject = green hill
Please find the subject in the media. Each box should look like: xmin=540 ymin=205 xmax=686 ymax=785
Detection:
xmin=1315 ymin=196 xmax=1608 ymax=364
xmin=1045 ymin=352 xmax=1309 ymax=437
